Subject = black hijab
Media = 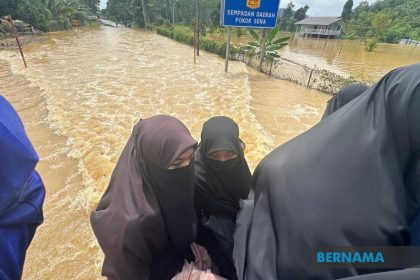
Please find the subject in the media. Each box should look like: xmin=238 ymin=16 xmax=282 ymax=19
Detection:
xmin=91 ymin=115 xmax=197 ymax=280
xmin=322 ymin=83 xmax=369 ymax=120
xmin=237 ymin=64 xmax=420 ymax=280
xmin=194 ymin=116 xmax=252 ymax=218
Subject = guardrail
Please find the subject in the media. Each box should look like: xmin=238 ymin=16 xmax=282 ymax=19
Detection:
xmin=298 ymin=29 xmax=341 ymax=36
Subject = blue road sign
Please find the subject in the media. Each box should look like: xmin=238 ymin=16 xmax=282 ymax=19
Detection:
xmin=221 ymin=0 xmax=281 ymax=28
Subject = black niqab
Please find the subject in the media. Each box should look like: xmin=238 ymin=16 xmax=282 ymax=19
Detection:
xmin=194 ymin=116 xmax=252 ymax=217
xmin=91 ymin=115 xmax=197 ymax=280
xmin=322 ymin=83 xmax=369 ymax=120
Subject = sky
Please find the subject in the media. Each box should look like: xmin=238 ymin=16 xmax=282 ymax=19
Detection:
xmin=100 ymin=0 xmax=106 ymax=10
xmin=99 ymin=0 xmax=378 ymax=17
xmin=279 ymin=0 xmax=377 ymax=17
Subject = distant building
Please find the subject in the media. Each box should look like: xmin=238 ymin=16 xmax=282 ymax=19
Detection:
xmin=400 ymin=39 xmax=420 ymax=47
xmin=295 ymin=17 xmax=343 ymax=38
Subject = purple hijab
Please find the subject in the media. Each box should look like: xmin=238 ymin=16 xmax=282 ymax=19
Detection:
xmin=91 ymin=115 xmax=197 ymax=280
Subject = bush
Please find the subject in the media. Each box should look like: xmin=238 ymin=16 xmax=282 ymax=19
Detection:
xmin=16 ymin=0 xmax=51 ymax=32
xmin=315 ymin=69 xmax=362 ymax=94
xmin=157 ymin=26 xmax=241 ymax=59
xmin=365 ymin=38 xmax=377 ymax=51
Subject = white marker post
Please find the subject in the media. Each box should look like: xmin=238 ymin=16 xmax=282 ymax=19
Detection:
xmin=225 ymin=28 xmax=232 ymax=72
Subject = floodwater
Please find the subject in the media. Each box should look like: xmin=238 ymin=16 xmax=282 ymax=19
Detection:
xmin=284 ymin=36 xmax=420 ymax=82
xmin=207 ymin=32 xmax=420 ymax=82
xmin=0 ymin=27 xmax=329 ymax=279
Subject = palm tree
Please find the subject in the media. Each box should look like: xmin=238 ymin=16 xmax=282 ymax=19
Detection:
xmin=244 ymin=27 xmax=289 ymax=72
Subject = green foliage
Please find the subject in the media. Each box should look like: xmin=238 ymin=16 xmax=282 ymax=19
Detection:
xmin=345 ymin=0 xmax=420 ymax=43
xmin=364 ymin=38 xmax=377 ymax=51
xmin=278 ymin=2 xmax=310 ymax=32
xmin=1 ymin=0 xmax=97 ymax=32
xmin=0 ymin=0 xmax=19 ymax=18
xmin=105 ymin=0 xmax=221 ymax=29
xmin=156 ymin=25 xmax=239 ymax=58
xmin=243 ymin=27 xmax=289 ymax=61
xmin=84 ymin=0 xmax=99 ymax=13
xmin=341 ymin=0 xmax=353 ymax=22
xmin=315 ymin=69 xmax=361 ymax=94
xmin=17 ymin=0 xmax=52 ymax=32
xmin=294 ymin=5 xmax=309 ymax=22
xmin=235 ymin=28 xmax=246 ymax=37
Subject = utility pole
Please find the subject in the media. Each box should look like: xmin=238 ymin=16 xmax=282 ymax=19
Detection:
xmin=141 ymin=0 xmax=147 ymax=29
xmin=196 ymin=0 xmax=200 ymax=56
xmin=225 ymin=28 xmax=232 ymax=72
xmin=4 ymin=16 xmax=27 ymax=68
xmin=172 ymin=1 xmax=176 ymax=25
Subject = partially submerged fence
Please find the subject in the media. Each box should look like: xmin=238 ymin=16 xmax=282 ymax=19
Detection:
xmin=157 ymin=26 xmax=366 ymax=95
xmin=232 ymin=53 xmax=363 ymax=95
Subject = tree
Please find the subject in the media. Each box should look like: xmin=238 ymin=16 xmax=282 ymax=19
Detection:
xmin=341 ymin=0 xmax=353 ymax=22
xmin=353 ymin=1 xmax=369 ymax=18
xmin=0 ymin=0 xmax=19 ymax=18
xmin=244 ymin=27 xmax=289 ymax=72
xmin=371 ymin=11 xmax=392 ymax=40
xmin=344 ymin=11 xmax=373 ymax=40
xmin=17 ymin=0 xmax=52 ymax=31
xmin=294 ymin=5 xmax=309 ymax=22
xmin=106 ymin=0 xmax=133 ymax=25
xmin=278 ymin=2 xmax=311 ymax=32
xmin=83 ymin=0 xmax=99 ymax=13
xmin=345 ymin=0 xmax=419 ymax=43
xmin=279 ymin=1 xmax=295 ymax=31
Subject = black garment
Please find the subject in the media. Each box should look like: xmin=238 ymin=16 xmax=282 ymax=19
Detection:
xmin=233 ymin=193 xmax=254 ymax=280
xmin=149 ymin=241 xmax=186 ymax=280
xmin=196 ymin=223 xmax=238 ymax=280
xmin=321 ymin=83 xmax=420 ymax=248
xmin=322 ymin=83 xmax=369 ymax=120
xmin=195 ymin=116 xmax=252 ymax=217
xmin=236 ymin=64 xmax=420 ymax=280
xmin=91 ymin=115 xmax=197 ymax=280
xmin=146 ymin=161 xmax=197 ymax=257
xmin=194 ymin=116 xmax=252 ymax=280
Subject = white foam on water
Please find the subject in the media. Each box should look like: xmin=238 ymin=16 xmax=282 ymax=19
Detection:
xmin=2 ymin=27 xmax=276 ymax=279
xmin=285 ymin=103 xmax=321 ymax=122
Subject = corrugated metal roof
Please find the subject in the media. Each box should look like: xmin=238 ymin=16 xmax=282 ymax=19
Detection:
xmin=295 ymin=17 xmax=342 ymax=26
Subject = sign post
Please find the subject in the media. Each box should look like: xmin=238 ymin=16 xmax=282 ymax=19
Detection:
xmin=221 ymin=0 xmax=281 ymax=72
xmin=225 ymin=28 xmax=232 ymax=72
xmin=4 ymin=16 xmax=27 ymax=68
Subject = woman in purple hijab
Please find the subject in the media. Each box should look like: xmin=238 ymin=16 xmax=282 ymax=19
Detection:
xmin=91 ymin=115 xmax=198 ymax=280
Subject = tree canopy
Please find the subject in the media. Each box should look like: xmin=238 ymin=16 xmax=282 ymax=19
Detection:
xmin=345 ymin=0 xmax=420 ymax=43
xmin=1 ymin=0 xmax=99 ymax=31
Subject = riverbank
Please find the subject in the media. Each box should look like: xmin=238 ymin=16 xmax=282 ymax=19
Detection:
xmin=155 ymin=26 xmax=364 ymax=94
xmin=186 ymin=26 xmax=420 ymax=83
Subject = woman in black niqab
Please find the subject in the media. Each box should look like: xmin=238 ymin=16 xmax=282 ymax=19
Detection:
xmin=194 ymin=116 xmax=252 ymax=280
xmin=322 ymin=83 xmax=369 ymax=120
xmin=91 ymin=115 xmax=197 ymax=280
xmin=236 ymin=64 xmax=420 ymax=279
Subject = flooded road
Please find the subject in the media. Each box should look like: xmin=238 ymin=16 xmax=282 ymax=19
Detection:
xmin=1 ymin=27 xmax=330 ymax=279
